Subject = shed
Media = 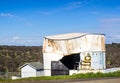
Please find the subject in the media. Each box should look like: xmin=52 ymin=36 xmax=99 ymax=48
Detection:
xmin=43 ymin=33 xmax=106 ymax=76
xmin=19 ymin=62 xmax=44 ymax=78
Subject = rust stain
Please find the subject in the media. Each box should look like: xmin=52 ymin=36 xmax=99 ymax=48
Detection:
xmin=43 ymin=39 xmax=47 ymax=52
xmin=101 ymin=36 xmax=105 ymax=51
xmin=48 ymin=39 xmax=59 ymax=52
xmin=43 ymin=34 xmax=105 ymax=55
xmin=65 ymin=40 xmax=70 ymax=54
xmin=85 ymin=36 xmax=87 ymax=47
xmin=96 ymin=36 xmax=99 ymax=48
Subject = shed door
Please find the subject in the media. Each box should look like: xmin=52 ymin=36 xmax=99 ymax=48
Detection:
xmin=51 ymin=61 xmax=69 ymax=76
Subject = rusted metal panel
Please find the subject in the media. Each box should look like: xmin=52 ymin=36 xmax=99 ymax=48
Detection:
xmin=43 ymin=33 xmax=105 ymax=56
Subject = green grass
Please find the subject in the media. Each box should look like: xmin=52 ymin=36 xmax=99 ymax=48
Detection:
xmin=0 ymin=71 xmax=120 ymax=82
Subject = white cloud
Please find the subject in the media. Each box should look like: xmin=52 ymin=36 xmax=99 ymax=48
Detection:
xmin=106 ymin=33 xmax=120 ymax=43
xmin=0 ymin=13 xmax=14 ymax=17
xmin=109 ymin=33 xmax=120 ymax=40
xmin=100 ymin=18 xmax=120 ymax=29
xmin=99 ymin=18 xmax=120 ymax=43
xmin=0 ymin=36 xmax=42 ymax=46
xmin=12 ymin=36 xmax=21 ymax=40
xmin=0 ymin=12 xmax=24 ymax=21
xmin=39 ymin=1 xmax=82 ymax=15
xmin=115 ymin=34 xmax=120 ymax=39
xmin=101 ymin=18 xmax=120 ymax=23
xmin=69 ymin=2 xmax=82 ymax=5
xmin=1 ymin=13 xmax=19 ymax=21
xmin=0 ymin=12 xmax=32 ymax=27
xmin=65 ymin=1 xmax=82 ymax=10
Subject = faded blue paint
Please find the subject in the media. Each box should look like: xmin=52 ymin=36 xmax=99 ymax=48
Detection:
xmin=79 ymin=51 xmax=106 ymax=70
xmin=91 ymin=51 xmax=105 ymax=70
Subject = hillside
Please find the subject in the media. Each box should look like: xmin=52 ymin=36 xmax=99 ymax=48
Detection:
xmin=0 ymin=46 xmax=42 ymax=72
xmin=0 ymin=43 xmax=120 ymax=73
xmin=106 ymin=43 xmax=120 ymax=68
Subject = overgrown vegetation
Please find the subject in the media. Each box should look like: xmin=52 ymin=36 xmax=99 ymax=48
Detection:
xmin=0 ymin=46 xmax=42 ymax=72
xmin=106 ymin=43 xmax=120 ymax=68
xmin=0 ymin=71 xmax=120 ymax=82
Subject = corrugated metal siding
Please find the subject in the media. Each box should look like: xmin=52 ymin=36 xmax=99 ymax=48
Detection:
xmin=43 ymin=34 xmax=105 ymax=56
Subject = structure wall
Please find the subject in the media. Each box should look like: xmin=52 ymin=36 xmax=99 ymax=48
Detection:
xmin=51 ymin=61 xmax=69 ymax=76
xmin=43 ymin=53 xmax=63 ymax=76
xmin=21 ymin=65 xmax=36 ymax=78
xmin=36 ymin=70 xmax=44 ymax=76
xmin=80 ymin=51 xmax=106 ymax=70
xmin=43 ymin=33 xmax=106 ymax=76
xmin=91 ymin=52 xmax=105 ymax=69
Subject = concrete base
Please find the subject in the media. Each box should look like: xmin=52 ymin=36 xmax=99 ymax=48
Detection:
xmin=69 ymin=67 xmax=120 ymax=75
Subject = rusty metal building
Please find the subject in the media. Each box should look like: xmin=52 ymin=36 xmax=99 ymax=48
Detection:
xmin=43 ymin=33 xmax=106 ymax=76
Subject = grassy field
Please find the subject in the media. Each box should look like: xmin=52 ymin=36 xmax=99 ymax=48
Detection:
xmin=0 ymin=70 xmax=120 ymax=82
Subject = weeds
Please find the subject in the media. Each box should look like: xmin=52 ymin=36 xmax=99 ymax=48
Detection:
xmin=0 ymin=71 xmax=120 ymax=82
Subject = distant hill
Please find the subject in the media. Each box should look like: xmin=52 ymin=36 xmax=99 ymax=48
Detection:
xmin=0 ymin=46 xmax=42 ymax=72
xmin=106 ymin=43 xmax=120 ymax=68
xmin=0 ymin=43 xmax=120 ymax=72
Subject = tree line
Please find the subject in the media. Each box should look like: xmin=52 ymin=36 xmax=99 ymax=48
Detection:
xmin=106 ymin=43 xmax=120 ymax=68
xmin=0 ymin=46 xmax=42 ymax=73
xmin=0 ymin=43 xmax=120 ymax=73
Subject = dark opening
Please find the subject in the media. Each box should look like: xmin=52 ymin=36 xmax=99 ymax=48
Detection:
xmin=60 ymin=53 xmax=80 ymax=70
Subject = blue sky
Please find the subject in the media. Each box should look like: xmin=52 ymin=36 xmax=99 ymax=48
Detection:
xmin=0 ymin=0 xmax=120 ymax=46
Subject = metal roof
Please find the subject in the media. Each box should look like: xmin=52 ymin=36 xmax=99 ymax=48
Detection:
xmin=44 ymin=33 xmax=104 ymax=40
xmin=45 ymin=33 xmax=86 ymax=40
xmin=19 ymin=62 xmax=43 ymax=70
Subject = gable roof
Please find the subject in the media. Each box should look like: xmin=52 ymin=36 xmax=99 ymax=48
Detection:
xmin=19 ymin=62 xmax=43 ymax=70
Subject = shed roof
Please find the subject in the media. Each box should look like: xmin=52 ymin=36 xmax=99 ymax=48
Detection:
xmin=19 ymin=62 xmax=43 ymax=70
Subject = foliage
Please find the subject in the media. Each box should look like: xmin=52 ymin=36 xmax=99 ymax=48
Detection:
xmin=0 ymin=46 xmax=43 ymax=72
xmin=106 ymin=43 xmax=120 ymax=68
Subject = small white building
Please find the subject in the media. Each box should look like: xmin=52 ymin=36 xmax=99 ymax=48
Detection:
xmin=43 ymin=33 xmax=106 ymax=76
xmin=19 ymin=62 xmax=44 ymax=78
